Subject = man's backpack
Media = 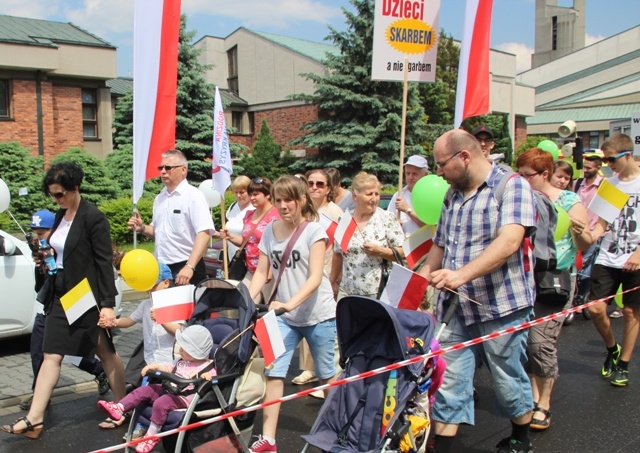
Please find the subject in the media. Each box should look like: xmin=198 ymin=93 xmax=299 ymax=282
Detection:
xmin=494 ymin=168 xmax=558 ymax=272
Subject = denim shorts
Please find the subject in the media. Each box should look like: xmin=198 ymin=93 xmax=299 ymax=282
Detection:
xmin=264 ymin=317 xmax=336 ymax=380
xmin=432 ymin=308 xmax=534 ymax=425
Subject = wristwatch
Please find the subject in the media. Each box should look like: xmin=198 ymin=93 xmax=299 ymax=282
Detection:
xmin=185 ymin=263 xmax=196 ymax=271
xmin=406 ymin=208 xmax=413 ymax=215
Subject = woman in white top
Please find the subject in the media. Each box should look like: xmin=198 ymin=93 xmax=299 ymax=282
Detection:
xmin=223 ymin=176 xmax=255 ymax=258
xmin=247 ymin=175 xmax=336 ymax=452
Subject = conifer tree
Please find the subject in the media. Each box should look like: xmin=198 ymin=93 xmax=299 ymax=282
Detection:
xmin=239 ymin=120 xmax=295 ymax=181
xmin=291 ymin=0 xmax=427 ymax=185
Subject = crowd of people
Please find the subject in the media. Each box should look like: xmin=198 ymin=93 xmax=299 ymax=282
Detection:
xmin=2 ymin=131 xmax=638 ymax=453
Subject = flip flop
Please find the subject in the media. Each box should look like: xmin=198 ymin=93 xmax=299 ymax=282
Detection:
xmin=98 ymin=415 xmax=127 ymax=429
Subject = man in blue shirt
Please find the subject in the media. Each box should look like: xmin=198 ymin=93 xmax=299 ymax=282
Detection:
xmin=420 ymin=129 xmax=537 ymax=453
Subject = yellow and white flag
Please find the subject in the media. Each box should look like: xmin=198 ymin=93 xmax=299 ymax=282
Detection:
xmin=60 ymin=278 xmax=97 ymax=324
xmin=588 ymin=179 xmax=630 ymax=224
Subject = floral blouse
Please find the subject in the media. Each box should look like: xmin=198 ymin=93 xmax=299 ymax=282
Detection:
xmin=334 ymin=207 xmax=404 ymax=296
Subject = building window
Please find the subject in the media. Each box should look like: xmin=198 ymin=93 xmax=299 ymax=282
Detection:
xmin=0 ymin=80 xmax=10 ymax=118
xmin=589 ymin=131 xmax=599 ymax=149
xmin=232 ymin=111 xmax=243 ymax=133
xmin=551 ymin=16 xmax=558 ymax=51
xmin=227 ymin=46 xmax=238 ymax=95
xmin=82 ymin=89 xmax=98 ymax=138
xmin=248 ymin=112 xmax=255 ymax=135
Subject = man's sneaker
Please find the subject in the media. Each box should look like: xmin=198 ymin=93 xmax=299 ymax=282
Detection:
xmin=610 ymin=367 xmax=629 ymax=387
xmin=95 ymin=371 xmax=110 ymax=396
xmin=602 ymin=343 xmax=622 ymax=378
xmin=249 ymin=435 xmax=277 ymax=452
xmin=292 ymin=370 xmax=318 ymax=385
xmin=495 ymin=437 xmax=533 ymax=453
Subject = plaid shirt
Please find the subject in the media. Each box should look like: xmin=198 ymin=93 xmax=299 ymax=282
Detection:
xmin=434 ymin=165 xmax=536 ymax=326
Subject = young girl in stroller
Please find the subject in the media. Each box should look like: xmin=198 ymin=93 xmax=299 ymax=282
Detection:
xmin=97 ymin=325 xmax=216 ymax=453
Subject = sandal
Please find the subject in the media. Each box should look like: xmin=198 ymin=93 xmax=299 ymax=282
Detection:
xmin=530 ymin=407 xmax=551 ymax=431
xmin=0 ymin=416 xmax=43 ymax=439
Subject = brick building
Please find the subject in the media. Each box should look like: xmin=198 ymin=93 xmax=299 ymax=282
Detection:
xmin=0 ymin=15 xmax=117 ymax=162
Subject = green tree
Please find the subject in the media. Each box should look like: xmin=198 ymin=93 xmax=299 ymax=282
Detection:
xmin=290 ymin=0 xmax=428 ymax=186
xmin=0 ymin=142 xmax=51 ymax=231
xmin=51 ymin=148 xmax=119 ymax=206
xmin=111 ymin=90 xmax=133 ymax=148
xmin=104 ymin=145 xmax=164 ymax=198
xmin=238 ymin=120 xmax=294 ymax=181
xmin=419 ymin=30 xmax=459 ymax=125
xmin=463 ymin=114 xmax=514 ymax=164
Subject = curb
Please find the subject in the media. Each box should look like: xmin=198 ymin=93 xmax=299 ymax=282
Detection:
xmin=0 ymin=381 xmax=97 ymax=410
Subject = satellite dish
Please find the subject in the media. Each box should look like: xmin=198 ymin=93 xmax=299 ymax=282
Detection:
xmin=558 ymin=120 xmax=577 ymax=138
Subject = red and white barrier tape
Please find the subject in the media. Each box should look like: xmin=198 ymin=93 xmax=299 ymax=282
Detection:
xmin=90 ymin=286 xmax=638 ymax=453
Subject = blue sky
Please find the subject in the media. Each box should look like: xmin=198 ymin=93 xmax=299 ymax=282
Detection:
xmin=1 ymin=0 xmax=637 ymax=75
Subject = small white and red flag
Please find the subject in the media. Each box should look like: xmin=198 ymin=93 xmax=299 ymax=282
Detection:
xmin=334 ymin=211 xmax=357 ymax=253
xmin=403 ymin=225 xmax=435 ymax=269
xmin=380 ymin=263 xmax=428 ymax=311
xmin=254 ymin=311 xmax=285 ymax=367
xmin=319 ymin=213 xmax=338 ymax=248
xmin=152 ymin=285 xmax=195 ymax=324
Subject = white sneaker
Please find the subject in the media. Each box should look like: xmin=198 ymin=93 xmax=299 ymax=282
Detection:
xmin=309 ymin=390 xmax=325 ymax=399
xmin=292 ymin=370 xmax=318 ymax=385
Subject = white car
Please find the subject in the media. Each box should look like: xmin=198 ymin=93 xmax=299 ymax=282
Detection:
xmin=0 ymin=229 xmax=122 ymax=340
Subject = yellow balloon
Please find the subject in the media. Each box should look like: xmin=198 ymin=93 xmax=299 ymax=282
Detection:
xmin=120 ymin=249 xmax=159 ymax=291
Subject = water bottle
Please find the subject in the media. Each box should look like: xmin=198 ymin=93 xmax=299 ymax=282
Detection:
xmin=39 ymin=240 xmax=57 ymax=276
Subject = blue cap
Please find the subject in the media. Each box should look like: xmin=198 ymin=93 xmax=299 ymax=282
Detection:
xmin=31 ymin=210 xmax=55 ymax=229
xmin=156 ymin=263 xmax=173 ymax=284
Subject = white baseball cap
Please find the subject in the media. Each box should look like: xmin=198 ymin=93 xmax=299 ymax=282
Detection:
xmin=405 ymin=155 xmax=429 ymax=169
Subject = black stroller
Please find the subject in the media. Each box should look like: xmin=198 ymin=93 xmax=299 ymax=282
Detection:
xmin=303 ymin=296 xmax=437 ymax=453
xmin=124 ymin=278 xmax=264 ymax=453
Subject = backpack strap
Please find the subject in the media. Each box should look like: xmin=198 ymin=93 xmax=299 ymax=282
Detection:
xmin=574 ymin=178 xmax=584 ymax=193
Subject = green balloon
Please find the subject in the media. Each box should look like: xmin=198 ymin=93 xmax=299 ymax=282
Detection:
xmin=614 ymin=284 xmax=623 ymax=308
xmin=554 ymin=205 xmax=570 ymax=241
xmin=411 ymin=175 xmax=450 ymax=225
xmin=538 ymin=140 xmax=559 ymax=161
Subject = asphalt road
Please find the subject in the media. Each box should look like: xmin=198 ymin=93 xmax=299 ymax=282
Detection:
xmin=0 ymin=311 xmax=638 ymax=453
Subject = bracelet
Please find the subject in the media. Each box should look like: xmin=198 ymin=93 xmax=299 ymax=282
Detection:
xmin=185 ymin=262 xmax=195 ymax=271
xmin=139 ymin=223 xmax=145 ymax=234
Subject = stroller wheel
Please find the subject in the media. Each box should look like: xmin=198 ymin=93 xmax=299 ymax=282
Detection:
xmin=563 ymin=312 xmax=575 ymax=326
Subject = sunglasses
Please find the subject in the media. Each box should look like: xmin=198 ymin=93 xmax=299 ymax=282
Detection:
xmin=602 ymin=151 xmax=632 ymax=165
xmin=252 ymin=178 xmax=264 ymax=184
xmin=157 ymin=165 xmax=184 ymax=172
xmin=49 ymin=190 xmax=67 ymax=199
xmin=307 ymin=180 xmax=326 ymax=189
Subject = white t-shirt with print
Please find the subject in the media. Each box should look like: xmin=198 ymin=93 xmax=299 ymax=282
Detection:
xmin=259 ymin=221 xmax=336 ymax=327
xmin=596 ymin=174 xmax=640 ymax=269
xmin=130 ymin=299 xmax=180 ymax=365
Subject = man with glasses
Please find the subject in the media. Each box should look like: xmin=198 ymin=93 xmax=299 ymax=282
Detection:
xmin=128 ymin=149 xmax=215 ymax=285
xmin=472 ymin=125 xmax=495 ymax=159
xmin=419 ymin=129 xmax=537 ymax=453
xmin=388 ymin=155 xmax=429 ymax=236
xmin=587 ymin=134 xmax=640 ymax=387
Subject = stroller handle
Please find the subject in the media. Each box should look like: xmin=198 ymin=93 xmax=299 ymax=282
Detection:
xmin=255 ymin=304 xmax=286 ymax=317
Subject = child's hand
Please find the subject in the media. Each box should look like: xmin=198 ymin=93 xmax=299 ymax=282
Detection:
xmin=150 ymin=308 xmax=156 ymax=322
xmin=201 ymin=371 xmax=216 ymax=381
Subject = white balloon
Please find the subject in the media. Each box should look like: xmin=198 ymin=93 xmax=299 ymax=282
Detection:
xmin=0 ymin=178 xmax=10 ymax=213
xmin=198 ymin=180 xmax=222 ymax=208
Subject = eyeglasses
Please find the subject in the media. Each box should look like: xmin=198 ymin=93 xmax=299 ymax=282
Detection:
xmin=602 ymin=151 xmax=632 ymax=165
xmin=49 ymin=190 xmax=67 ymax=199
xmin=518 ymin=171 xmax=541 ymax=179
xmin=252 ymin=178 xmax=264 ymax=184
xmin=307 ymin=180 xmax=326 ymax=189
xmin=157 ymin=165 xmax=184 ymax=172
xmin=435 ymin=151 xmax=462 ymax=169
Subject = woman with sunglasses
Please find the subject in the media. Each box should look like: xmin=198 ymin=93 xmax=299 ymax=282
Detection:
xmin=516 ymin=148 xmax=592 ymax=431
xmin=290 ymin=169 xmax=343 ymax=389
xmin=2 ymin=162 xmax=126 ymax=439
xmin=247 ymin=175 xmax=336 ymax=453
xmin=219 ymin=177 xmax=280 ymax=302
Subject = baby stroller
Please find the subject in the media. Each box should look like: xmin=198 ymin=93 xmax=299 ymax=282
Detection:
xmin=303 ymin=296 xmax=437 ymax=453
xmin=124 ymin=278 xmax=264 ymax=453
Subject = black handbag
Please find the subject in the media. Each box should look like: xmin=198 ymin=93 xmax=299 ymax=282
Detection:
xmin=36 ymin=274 xmax=56 ymax=315
xmin=535 ymin=268 xmax=571 ymax=306
xmin=228 ymin=248 xmax=248 ymax=280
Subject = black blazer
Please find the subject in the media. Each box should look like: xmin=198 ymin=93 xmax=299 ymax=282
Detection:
xmin=49 ymin=198 xmax=117 ymax=308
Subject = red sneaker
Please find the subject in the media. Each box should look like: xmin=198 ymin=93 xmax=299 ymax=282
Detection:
xmin=249 ymin=435 xmax=277 ymax=452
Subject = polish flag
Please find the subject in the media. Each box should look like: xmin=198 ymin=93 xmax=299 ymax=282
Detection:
xmin=454 ymin=0 xmax=494 ymax=128
xmin=255 ymin=311 xmax=285 ymax=367
xmin=132 ymin=0 xmax=181 ymax=203
xmin=334 ymin=211 xmax=357 ymax=253
xmin=319 ymin=213 xmax=338 ymax=248
xmin=152 ymin=284 xmax=195 ymax=324
xmin=380 ymin=263 xmax=428 ymax=311
xmin=403 ymin=226 xmax=435 ymax=269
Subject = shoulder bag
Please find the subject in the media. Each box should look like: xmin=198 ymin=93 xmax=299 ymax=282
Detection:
xmin=377 ymin=246 xmax=404 ymax=299
xmin=534 ymin=268 xmax=571 ymax=306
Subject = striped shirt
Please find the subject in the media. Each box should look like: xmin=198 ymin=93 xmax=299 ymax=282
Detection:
xmin=434 ymin=165 xmax=537 ymax=326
